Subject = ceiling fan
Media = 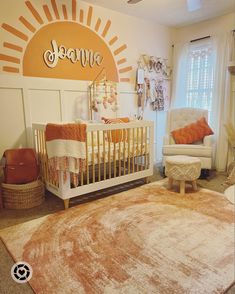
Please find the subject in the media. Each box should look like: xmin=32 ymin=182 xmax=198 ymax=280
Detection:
xmin=127 ymin=0 xmax=202 ymax=12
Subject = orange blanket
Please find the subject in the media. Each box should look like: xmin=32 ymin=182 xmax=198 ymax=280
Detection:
xmin=45 ymin=123 xmax=87 ymax=142
xmin=45 ymin=123 xmax=87 ymax=186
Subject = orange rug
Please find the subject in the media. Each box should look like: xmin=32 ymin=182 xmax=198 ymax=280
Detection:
xmin=0 ymin=181 xmax=234 ymax=293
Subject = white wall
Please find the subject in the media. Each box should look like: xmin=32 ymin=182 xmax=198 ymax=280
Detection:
xmin=0 ymin=0 xmax=172 ymax=161
xmin=172 ymin=13 xmax=235 ymax=44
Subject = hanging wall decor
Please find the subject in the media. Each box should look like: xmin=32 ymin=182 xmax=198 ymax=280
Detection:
xmin=136 ymin=55 xmax=171 ymax=114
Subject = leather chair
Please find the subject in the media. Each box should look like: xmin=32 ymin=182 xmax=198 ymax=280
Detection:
xmin=162 ymin=108 xmax=213 ymax=173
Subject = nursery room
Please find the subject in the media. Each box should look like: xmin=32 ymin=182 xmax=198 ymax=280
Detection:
xmin=0 ymin=0 xmax=234 ymax=293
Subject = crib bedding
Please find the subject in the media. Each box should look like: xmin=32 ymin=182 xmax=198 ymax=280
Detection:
xmin=86 ymin=141 xmax=149 ymax=165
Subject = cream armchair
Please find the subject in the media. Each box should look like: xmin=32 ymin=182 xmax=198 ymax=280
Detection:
xmin=162 ymin=108 xmax=213 ymax=172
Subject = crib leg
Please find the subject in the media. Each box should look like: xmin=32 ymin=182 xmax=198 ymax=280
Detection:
xmin=64 ymin=199 xmax=70 ymax=210
xmin=144 ymin=177 xmax=150 ymax=184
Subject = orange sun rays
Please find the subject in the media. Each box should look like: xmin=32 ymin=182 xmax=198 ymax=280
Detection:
xmin=1 ymin=0 xmax=132 ymax=82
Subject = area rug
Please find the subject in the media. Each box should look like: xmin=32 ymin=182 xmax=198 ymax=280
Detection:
xmin=0 ymin=181 xmax=234 ymax=294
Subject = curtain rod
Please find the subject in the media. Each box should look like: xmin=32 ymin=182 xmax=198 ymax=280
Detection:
xmin=172 ymin=35 xmax=210 ymax=47
xmin=172 ymin=30 xmax=234 ymax=48
xmin=190 ymin=35 xmax=210 ymax=43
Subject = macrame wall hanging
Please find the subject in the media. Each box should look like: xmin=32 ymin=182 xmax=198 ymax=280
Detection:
xmin=136 ymin=55 xmax=172 ymax=116
xmin=89 ymin=68 xmax=119 ymax=120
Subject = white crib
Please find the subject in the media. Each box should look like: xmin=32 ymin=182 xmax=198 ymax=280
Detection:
xmin=32 ymin=121 xmax=154 ymax=209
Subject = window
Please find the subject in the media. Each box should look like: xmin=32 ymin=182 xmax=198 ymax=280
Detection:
xmin=185 ymin=41 xmax=214 ymax=121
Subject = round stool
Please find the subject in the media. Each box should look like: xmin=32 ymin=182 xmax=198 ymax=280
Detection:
xmin=165 ymin=155 xmax=201 ymax=195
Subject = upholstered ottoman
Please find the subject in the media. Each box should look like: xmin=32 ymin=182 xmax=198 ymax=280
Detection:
xmin=165 ymin=155 xmax=201 ymax=195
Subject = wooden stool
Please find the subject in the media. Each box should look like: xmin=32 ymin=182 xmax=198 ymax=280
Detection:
xmin=165 ymin=155 xmax=201 ymax=195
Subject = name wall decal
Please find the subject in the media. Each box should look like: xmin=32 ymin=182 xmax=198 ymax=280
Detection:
xmin=1 ymin=1 xmax=132 ymax=82
xmin=43 ymin=40 xmax=104 ymax=68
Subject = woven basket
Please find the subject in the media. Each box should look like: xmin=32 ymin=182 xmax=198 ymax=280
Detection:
xmin=1 ymin=180 xmax=45 ymax=209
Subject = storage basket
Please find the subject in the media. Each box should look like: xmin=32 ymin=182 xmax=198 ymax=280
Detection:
xmin=1 ymin=180 xmax=44 ymax=209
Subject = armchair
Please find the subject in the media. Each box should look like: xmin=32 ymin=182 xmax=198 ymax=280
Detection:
xmin=162 ymin=108 xmax=213 ymax=171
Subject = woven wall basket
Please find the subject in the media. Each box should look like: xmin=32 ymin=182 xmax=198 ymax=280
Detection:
xmin=1 ymin=180 xmax=45 ymax=209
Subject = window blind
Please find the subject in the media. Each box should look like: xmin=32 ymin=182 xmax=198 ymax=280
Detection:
xmin=186 ymin=41 xmax=214 ymax=121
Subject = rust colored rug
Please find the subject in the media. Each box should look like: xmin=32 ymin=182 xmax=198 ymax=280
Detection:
xmin=0 ymin=181 xmax=234 ymax=294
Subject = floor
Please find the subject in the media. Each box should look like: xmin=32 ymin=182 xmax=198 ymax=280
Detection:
xmin=0 ymin=167 xmax=234 ymax=294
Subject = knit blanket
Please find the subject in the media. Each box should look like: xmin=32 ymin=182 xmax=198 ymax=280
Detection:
xmin=45 ymin=123 xmax=87 ymax=185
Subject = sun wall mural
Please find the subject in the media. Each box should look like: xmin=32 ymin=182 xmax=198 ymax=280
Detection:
xmin=0 ymin=0 xmax=132 ymax=82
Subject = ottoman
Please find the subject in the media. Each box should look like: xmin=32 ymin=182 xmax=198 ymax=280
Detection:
xmin=165 ymin=155 xmax=201 ymax=195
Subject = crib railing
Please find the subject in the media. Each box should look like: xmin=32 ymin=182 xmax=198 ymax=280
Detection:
xmin=32 ymin=121 xmax=154 ymax=200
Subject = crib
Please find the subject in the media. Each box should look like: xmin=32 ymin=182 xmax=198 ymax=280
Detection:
xmin=32 ymin=120 xmax=154 ymax=209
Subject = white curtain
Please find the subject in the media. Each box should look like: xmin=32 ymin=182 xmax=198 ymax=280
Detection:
xmin=211 ymin=32 xmax=234 ymax=171
xmin=171 ymin=42 xmax=189 ymax=108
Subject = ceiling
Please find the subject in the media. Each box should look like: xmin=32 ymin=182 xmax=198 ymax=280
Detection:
xmin=83 ymin=0 xmax=235 ymax=28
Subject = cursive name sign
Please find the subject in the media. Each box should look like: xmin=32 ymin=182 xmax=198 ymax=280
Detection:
xmin=43 ymin=40 xmax=103 ymax=68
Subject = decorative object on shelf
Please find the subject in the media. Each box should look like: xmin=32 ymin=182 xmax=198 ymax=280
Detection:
xmin=136 ymin=54 xmax=171 ymax=114
xmin=88 ymin=68 xmax=119 ymax=120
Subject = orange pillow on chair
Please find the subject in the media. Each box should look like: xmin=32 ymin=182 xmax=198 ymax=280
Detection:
xmin=102 ymin=117 xmax=130 ymax=143
xmin=171 ymin=117 xmax=214 ymax=144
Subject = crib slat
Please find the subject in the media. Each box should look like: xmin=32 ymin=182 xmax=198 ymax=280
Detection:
xmin=132 ymin=128 xmax=135 ymax=173
xmin=91 ymin=131 xmax=95 ymax=183
xmin=34 ymin=129 xmax=38 ymax=154
xmin=136 ymin=127 xmax=139 ymax=172
xmin=42 ymin=129 xmax=51 ymax=185
xmin=118 ymin=138 xmax=121 ymax=176
xmin=38 ymin=130 xmax=42 ymax=153
xmin=123 ymin=129 xmax=126 ymax=175
xmin=97 ymin=130 xmax=101 ymax=182
xmin=35 ymin=130 xmax=40 ymax=178
xmin=103 ymin=131 xmax=106 ymax=180
xmin=145 ymin=126 xmax=148 ymax=170
xmin=128 ymin=129 xmax=130 ymax=174
xmin=141 ymin=127 xmax=144 ymax=171
xmin=38 ymin=130 xmax=43 ymax=180
xmin=108 ymin=130 xmax=111 ymax=179
xmin=42 ymin=131 xmax=48 ymax=183
xmin=41 ymin=130 xmax=48 ymax=184
xmin=114 ymin=130 xmax=116 ymax=178
xmin=35 ymin=129 xmax=39 ymax=157
xmin=86 ymin=136 xmax=89 ymax=185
